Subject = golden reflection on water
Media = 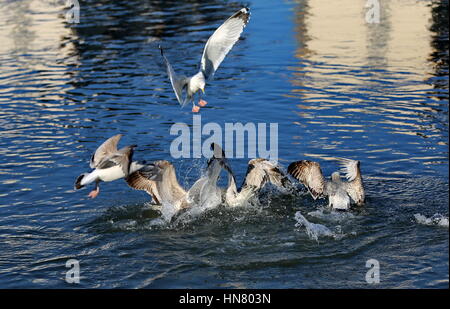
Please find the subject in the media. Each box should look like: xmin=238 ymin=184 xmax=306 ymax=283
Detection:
xmin=288 ymin=0 xmax=447 ymax=160
xmin=0 ymin=0 xmax=76 ymax=55
xmin=0 ymin=2 xmax=79 ymax=137
xmin=291 ymin=0 xmax=431 ymax=73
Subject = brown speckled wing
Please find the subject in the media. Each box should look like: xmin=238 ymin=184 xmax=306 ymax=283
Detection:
xmin=287 ymin=160 xmax=325 ymax=199
xmin=126 ymin=170 xmax=160 ymax=204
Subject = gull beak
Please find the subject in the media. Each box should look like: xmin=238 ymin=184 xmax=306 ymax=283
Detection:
xmin=201 ymin=87 xmax=205 ymax=94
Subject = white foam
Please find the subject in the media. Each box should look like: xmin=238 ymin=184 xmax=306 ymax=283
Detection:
xmin=307 ymin=208 xmax=355 ymax=222
xmin=160 ymin=201 xmax=181 ymax=222
xmin=147 ymin=217 xmax=167 ymax=227
xmin=414 ymin=213 xmax=449 ymax=228
xmin=114 ymin=219 xmax=137 ymax=231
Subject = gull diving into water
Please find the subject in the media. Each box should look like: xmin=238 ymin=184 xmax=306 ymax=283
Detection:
xmin=287 ymin=158 xmax=365 ymax=210
xmin=74 ymin=134 xmax=144 ymax=198
xmin=159 ymin=8 xmax=250 ymax=112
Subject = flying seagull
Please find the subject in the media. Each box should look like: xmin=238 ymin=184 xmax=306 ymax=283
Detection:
xmin=159 ymin=8 xmax=250 ymax=112
xmin=74 ymin=134 xmax=143 ymax=198
xmin=287 ymin=158 xmax=365 ymax=210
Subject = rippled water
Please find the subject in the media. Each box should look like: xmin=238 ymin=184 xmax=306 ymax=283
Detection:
xmin=0 ymin=0 xmax=448 ymax=288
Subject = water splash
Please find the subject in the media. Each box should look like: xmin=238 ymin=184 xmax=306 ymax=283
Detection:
xmin=160 ymin=201 xmax=180 ymax=222
xmin=414 ymin=213 xmax=449 ymax=228
xmin=294 ymin=211 xmax=334 ymax=242
xmin=307 ymin=208 xmax=356 ymax=222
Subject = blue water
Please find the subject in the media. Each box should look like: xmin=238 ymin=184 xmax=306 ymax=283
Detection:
xmin=0 ymin=0 xmax=448 ymax=288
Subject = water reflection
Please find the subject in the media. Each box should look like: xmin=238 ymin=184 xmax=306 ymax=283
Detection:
xmin=428 ymin=0 xmax=449 ymax=93
xmin=288 ymin=0 xmax=448 ymax=174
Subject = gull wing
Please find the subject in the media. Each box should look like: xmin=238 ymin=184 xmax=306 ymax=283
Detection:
xmin=287 ymin=160 xmax=325 ymax=199
xmin=336 ymin=158 xmax=365 ymax=206
xmin=200 ymin=8 xmax=250 ymax=81
xmin=126 ymin=164 xmax=162 ymax=204
xmin=336 ymin=158 xmax=361 ymax=182
xmin=159 ymin=46 xmax=189 ymax=106
xmin=90 ymin=134 xmax=122 ymax=169
xmin=242 ymin=158 xmax=289 ymax=190
xmin=95 ymin=145 xmax=136 ymax=177
xmin=127 ymin=160 xmax=189 ymax=207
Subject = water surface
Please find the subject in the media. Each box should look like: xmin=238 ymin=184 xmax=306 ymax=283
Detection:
xmin=0 ymin=0 xmax=448 ymax=288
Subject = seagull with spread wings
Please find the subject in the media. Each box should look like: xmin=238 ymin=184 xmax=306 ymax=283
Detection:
xmin=124 ymin=143 xmax=228 ymax=215
xmin=287 ymin=158 xmax=365 ymax=210
xmin=125 ymin=143 xmax=290 ymax=212
xmin=159 ymin=8 xmax=250 ymax=112
xmin=74 ymin=134 xmax=144 ymax=198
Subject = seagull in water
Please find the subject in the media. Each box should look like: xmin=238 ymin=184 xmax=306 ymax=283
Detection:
xmin=74 ymin=134 xmax=144 ymax=198
xmin=159 ymin=8 xmax=250 ymax=112
xmin=125 ymin=143 xmax=290 ymax=217
xmin=287 ymin=158 xmax=365 ymax=210
xmin=125 ymin=144 xmax=229 ymax=215
xmin=223 ymin=158 xmax=291 ymax=207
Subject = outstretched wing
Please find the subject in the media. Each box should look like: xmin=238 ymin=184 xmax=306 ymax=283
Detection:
xmin=159 ymin=46 xmax=189 ymax=106
xmin=126 ymin=163 xmax=163 ymax=204
xmin=200 ymin=8 xmax=250 ymax=80
xmin=94 ymin=145 xmax=136 ymax=177
xmin=243 ymin=158 xmax=289 ymax=190
xmin=336 ymin=158 xmax=361 ymax=182
xmin=116 ymin=145 xmax=136 ymax=175
xmin=90 ymin=134 xmax=122 ymax=169
xmin=336 ymin=158 xmax=365 ymax=206
xmin=287 ymin=160 xmax=325 ymax=199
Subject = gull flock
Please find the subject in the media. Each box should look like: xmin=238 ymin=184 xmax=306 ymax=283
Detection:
xmin=74 ymin=8 xmax=366 ymax=218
